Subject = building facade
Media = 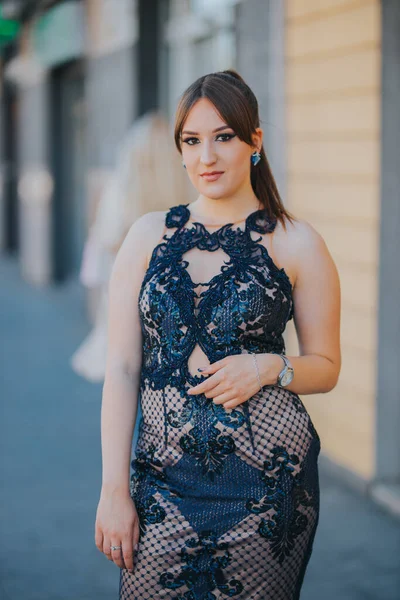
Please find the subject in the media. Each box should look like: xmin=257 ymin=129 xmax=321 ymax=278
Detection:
xmin=284 ymin=0 xmax=399 ymax=517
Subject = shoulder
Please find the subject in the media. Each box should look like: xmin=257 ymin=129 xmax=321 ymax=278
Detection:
xmin=128 ymin=209 xmax=167 ymax=237
xmin=283 ymin=216 xmax=326 ymax=252
xmin=118 ymin=209 xmax=170 ymax=268
xmin=274 ymin=215 xmax=334 ymax=288
xmin=124 ymin=209 xmax=168 ymax=246
xmin=108 ymin=209 xmax=170 ymax=294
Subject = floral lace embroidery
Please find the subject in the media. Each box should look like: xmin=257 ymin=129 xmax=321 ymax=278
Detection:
xmin=138 ymin=204 xmax=294 ymax=447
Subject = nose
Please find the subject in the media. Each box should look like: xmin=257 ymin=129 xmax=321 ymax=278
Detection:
xmin=200 ymin=140 xmax=217 ymax=166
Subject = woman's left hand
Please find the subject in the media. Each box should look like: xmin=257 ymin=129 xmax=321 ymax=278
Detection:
xmin=187 ymin=353 xmax=283 ymax=409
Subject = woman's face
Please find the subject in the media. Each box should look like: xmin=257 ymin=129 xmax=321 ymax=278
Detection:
xmin=180 ymin=98 xmax=262 ymax=200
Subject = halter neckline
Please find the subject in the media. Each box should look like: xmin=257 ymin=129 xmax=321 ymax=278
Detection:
xmin=165 ymin=203 xmax=277 ymax=235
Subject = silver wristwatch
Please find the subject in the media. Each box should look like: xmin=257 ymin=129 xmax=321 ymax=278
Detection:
xmin=276 ymin=354 xmax=294 ymax=387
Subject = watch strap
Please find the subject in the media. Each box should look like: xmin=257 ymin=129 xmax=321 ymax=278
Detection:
xmin=276 ymin=354 xmax=293 ymax=385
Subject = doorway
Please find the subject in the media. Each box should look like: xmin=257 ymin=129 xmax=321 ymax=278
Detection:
xmin=50 ymin=61 xmax=87 ymax=281
xmin=1 ymin=45 xmax=19 ymax=254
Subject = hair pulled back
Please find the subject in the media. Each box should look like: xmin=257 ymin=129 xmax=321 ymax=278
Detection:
xmin=174 ymin=69 xmax=295 ymax=229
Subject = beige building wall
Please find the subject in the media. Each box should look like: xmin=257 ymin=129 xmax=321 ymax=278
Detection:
xmin=284 ymin=0 xmax=381 ymax=480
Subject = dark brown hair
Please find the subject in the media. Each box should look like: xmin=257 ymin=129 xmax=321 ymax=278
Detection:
xmin=174 ymin=69 xmax=296 ymax=229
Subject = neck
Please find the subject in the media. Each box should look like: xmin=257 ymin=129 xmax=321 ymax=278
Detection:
xmin=190 ymin=188 xmax=261 ymax=224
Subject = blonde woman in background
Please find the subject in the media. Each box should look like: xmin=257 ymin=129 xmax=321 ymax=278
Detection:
xmin=71 ymin=111 xmax=189 ymax=383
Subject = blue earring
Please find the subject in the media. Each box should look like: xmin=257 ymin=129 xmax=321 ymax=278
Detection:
xmin=182 ymin=161 xmax=186 ymax=169
xmin=251 ymin=151 xmax=261 ymax=166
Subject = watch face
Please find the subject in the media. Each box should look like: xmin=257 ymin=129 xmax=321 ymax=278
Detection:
xmin=281 ymin=370 xmax=294 ymax=386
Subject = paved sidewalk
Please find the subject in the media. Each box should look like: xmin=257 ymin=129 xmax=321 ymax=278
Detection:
xmin=0 ymin=256 xmax=399 ymax=600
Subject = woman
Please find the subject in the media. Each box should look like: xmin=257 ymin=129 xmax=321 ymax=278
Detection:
xmin=95 ymin=70 xmax=341 ymax=599
xmin=71 ymin=111 xmax=188 ymax=384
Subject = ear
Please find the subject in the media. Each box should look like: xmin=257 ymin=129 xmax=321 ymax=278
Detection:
xmin=251 ymin=127 xmax=263 ymax=153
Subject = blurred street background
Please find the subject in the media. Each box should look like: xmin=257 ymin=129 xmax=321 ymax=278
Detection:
xmin=0 ymin=0 xmax=399 ymax=599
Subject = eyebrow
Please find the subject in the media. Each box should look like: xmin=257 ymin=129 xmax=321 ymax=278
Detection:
xmin=181 ymin=125 xmax=232 ymax=135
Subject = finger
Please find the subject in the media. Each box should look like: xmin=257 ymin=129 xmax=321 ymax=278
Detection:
xmin=200 ymin=359 xmax=226 ymax=374
xmin=103 ymin=536 xmax=113 ymax=561
xmin=133 ymin=519 xmax=140 ymax=550
xmin=188 ymin=370 xmax=225 ymax=395
xmin=212 ymin=391 xmax=236 ymax=405
xmin=122 ymin=536 xmax=134 ymax=572
xmin=132 ymin=523 xmax=140 ymax=570
xmin=223 ymin=397 xmax=242 ymax=409
xmin=95 ymin=526 xmax=104 ymax=552
xmin=188 ymin=376 xmax=221 ymax=395
xmin=204 ymin=383 xmax=230 ymax=400
xmin=110 ymin=541 xmax=126 ymax=569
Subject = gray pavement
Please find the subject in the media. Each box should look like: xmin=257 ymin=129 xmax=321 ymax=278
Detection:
xmin=1 ymin=256 xmax=399 ymax=600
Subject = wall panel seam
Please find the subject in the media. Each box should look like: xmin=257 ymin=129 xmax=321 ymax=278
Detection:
xmin=286 ymin=41 xmax=380 ymax=64
xmin=286 ymin=0 xmax=378 ymax=26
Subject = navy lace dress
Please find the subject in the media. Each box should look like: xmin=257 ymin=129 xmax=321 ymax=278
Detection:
xmin=119 ymin=203 xmax=321 ymax=600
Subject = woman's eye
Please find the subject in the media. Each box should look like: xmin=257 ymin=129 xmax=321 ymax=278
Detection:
xmin=216 ymin=133 xmax=236 ymax=142
xmin=182 ymin=137 xmax=199 ymax=145
xmin=182 ymin=133 xmax=236 ymax=145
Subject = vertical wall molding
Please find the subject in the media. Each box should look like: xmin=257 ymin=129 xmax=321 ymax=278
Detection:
xmin=235 ymin=0 xmax=287 ymax=201
xmin=376 ymin=0 xmax=400 ymax=482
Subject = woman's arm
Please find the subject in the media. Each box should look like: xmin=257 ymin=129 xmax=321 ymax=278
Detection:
xmin=100 ymin=213 xmax=153 ymax=495
xmin=258 ymin=219 xmax=342 ymax=395
xmin=95 ymin=211 xmax=166 ymax=572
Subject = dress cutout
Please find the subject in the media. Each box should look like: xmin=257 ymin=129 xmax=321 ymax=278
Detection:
xmin=119 ymin=203 xmax=321 ymax=600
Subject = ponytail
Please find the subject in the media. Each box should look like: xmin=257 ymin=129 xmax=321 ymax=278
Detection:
xmin=251 ymin=148 xmax=295 ymax=228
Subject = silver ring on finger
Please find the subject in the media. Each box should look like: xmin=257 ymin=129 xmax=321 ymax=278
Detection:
xmin=110 ymin=545 xmax=122 ymax=551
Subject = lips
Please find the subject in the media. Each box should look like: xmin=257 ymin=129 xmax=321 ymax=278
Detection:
xmin=200 ymin=171 xmax=224 ymax=182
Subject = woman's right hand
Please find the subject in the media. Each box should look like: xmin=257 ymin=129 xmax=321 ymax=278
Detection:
xmin=95 ymin=487 xmax=140 ymax=572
